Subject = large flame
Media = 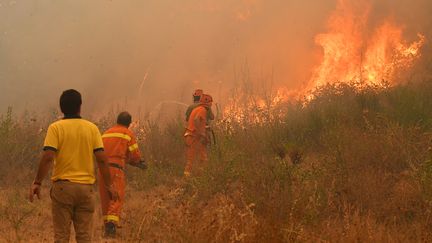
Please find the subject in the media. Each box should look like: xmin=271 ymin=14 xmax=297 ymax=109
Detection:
xmin=222 ymin=0 xmax=426 ymax=124
xmin=310 ymin=0 xmax=425 ymax=88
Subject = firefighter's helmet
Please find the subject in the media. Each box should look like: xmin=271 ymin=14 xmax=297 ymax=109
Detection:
xmin=193 ymin=89 xmax=203 ymax=97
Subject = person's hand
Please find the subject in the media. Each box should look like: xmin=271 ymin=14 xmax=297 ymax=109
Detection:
xmin=131 ymin=160 xmax=147 ymax=170
xmin=107 ymin=185 xmax=119 ymax=201
xmin=29 ymin=182 xmax=41 ymax=202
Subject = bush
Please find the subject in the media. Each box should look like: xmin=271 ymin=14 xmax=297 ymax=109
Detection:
xmin=2 ymin=79 xmax=432 ymax=241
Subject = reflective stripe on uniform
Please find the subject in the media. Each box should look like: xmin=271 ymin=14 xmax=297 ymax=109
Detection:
xmin=102 ymin=133 xmax=131 ymax=141
xmin=104 ymin=215 xmax=120 ymax=222
xmin=128 ymin=143 xmax=139 ymax=152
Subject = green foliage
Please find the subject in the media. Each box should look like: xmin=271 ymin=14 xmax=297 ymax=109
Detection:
xmin=383 ymin=82 xmax=432 ymax=128
xmin=0 ymin=107 xmax=44 ymax=184
xmin=419 ymin=155 xmax=432 ymax=202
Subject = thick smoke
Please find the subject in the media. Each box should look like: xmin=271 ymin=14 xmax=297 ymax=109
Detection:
xmin=0 ymin=0 xmax=431 ymax=117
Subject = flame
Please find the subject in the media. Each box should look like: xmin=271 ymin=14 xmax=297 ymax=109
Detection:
xmin=222 ymin=87 xmax=294 ymax=124
xmin=310 ymin=0 xmax=425 ymax=88
xmin=223 ymin=0 xmax=426 ymax=124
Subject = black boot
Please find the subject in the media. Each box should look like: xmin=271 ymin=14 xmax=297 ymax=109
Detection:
xmin=104 ymin=221 xmax=116 ymax=238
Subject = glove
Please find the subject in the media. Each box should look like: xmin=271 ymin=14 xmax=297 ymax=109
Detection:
xmin=131 ymin=160 xmax=147 ymax=170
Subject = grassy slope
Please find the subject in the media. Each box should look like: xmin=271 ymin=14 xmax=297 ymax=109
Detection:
xmin=1 ymin=80 xmax=432 ymax=242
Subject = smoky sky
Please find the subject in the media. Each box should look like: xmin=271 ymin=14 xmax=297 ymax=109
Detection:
xmin=0 ymin=0 xmax=431 ymax=117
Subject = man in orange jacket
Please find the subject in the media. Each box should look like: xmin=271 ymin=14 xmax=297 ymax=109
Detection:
xmin=185 ymin=89 xmax=215 ymax=122
xmin=98 ymin=111 xmax=146 ymax=237
xmin=184 ymin=94 xmax=213 ymax=177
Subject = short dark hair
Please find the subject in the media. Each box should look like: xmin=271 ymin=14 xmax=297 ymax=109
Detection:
xmin=60 ymin=89 xmax=82 ymax=115
xmin=117 ymin=111 xmax=132 ymax=127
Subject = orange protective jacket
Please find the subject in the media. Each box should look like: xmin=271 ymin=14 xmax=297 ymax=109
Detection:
xmin=102 ymin=125 xmax=141 ymax=167
xmin=184 ymin=105 xmax=207 ymax=137
xmin=184 ymin=105 xmax=209 ymax=176
xmin=99 ymin=124 xmax=141 ymax=223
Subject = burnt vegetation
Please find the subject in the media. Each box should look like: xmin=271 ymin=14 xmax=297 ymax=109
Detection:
xmin=1 ymin=80 xmax=432 ymax=242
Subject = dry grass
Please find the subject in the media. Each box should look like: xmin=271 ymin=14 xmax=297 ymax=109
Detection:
xmin=1 ymin=80 xmax=432 ymax=242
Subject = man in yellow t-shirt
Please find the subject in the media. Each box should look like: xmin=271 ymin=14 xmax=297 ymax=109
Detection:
xmin=29 ymin=89 xmax=119 ymax=243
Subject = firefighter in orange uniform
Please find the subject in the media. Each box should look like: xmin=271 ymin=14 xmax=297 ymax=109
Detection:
xmin=185 ymin=89 xmax=203 ymax=122
xmin=184 ymin=94 xmax=213 ymax=176
xmin=185 ymin=89 xmax=215 ymax=122
xmin=98 ymin=111 xmax=146 ymax=237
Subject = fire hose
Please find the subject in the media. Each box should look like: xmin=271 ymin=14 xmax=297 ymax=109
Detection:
xmin=206 ymin=126 xmax=223 ymax=159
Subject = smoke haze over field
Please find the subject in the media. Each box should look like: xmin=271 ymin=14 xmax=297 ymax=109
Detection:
xmin=0 ymin=0 xmax=431 ymax=116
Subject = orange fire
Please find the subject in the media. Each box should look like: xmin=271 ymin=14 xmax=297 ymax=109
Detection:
xmin=310 ymin=0 xmax=425 ymax=88
xmin=223 ymin=0 xmax=426 ymax=123
xmin=222 ymin=88 xmax=294 ymax=124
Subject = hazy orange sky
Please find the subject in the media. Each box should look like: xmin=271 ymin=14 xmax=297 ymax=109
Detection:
xmin=0 ymin=0 xmax=431 ymax=116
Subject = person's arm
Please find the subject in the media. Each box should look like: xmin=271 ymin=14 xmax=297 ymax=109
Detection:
xmin=193 ymin=109 xmax=207 ymax=138
xmin=207 ymin=107 xmax=215 ymax=121
xmin=30 ymin=124 xmax=58 ymax=202
xmin=93 ymin=126 xmax=118 ymax=200
xmin=126 ymin=133 xmax=147 ymax=169
xmin=185 ymin=106 xmax=192 ymax=122
xmin=29 ymin=150 xmax=55 ymax=202
xmin=94 ymin=150 xmax=119 ymax=201
xmin=127 ymin=133 xmax=141 ymax=165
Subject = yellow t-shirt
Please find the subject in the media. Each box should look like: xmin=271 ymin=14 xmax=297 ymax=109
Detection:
xmin=43 ymin=117 xmax=104 ymax=184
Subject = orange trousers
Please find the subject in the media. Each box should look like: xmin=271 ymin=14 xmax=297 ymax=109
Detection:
xmin=184 ymin=135 xmax=208 ymax=175
xmin=98 ymin=166 xmax=125 ymax=224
